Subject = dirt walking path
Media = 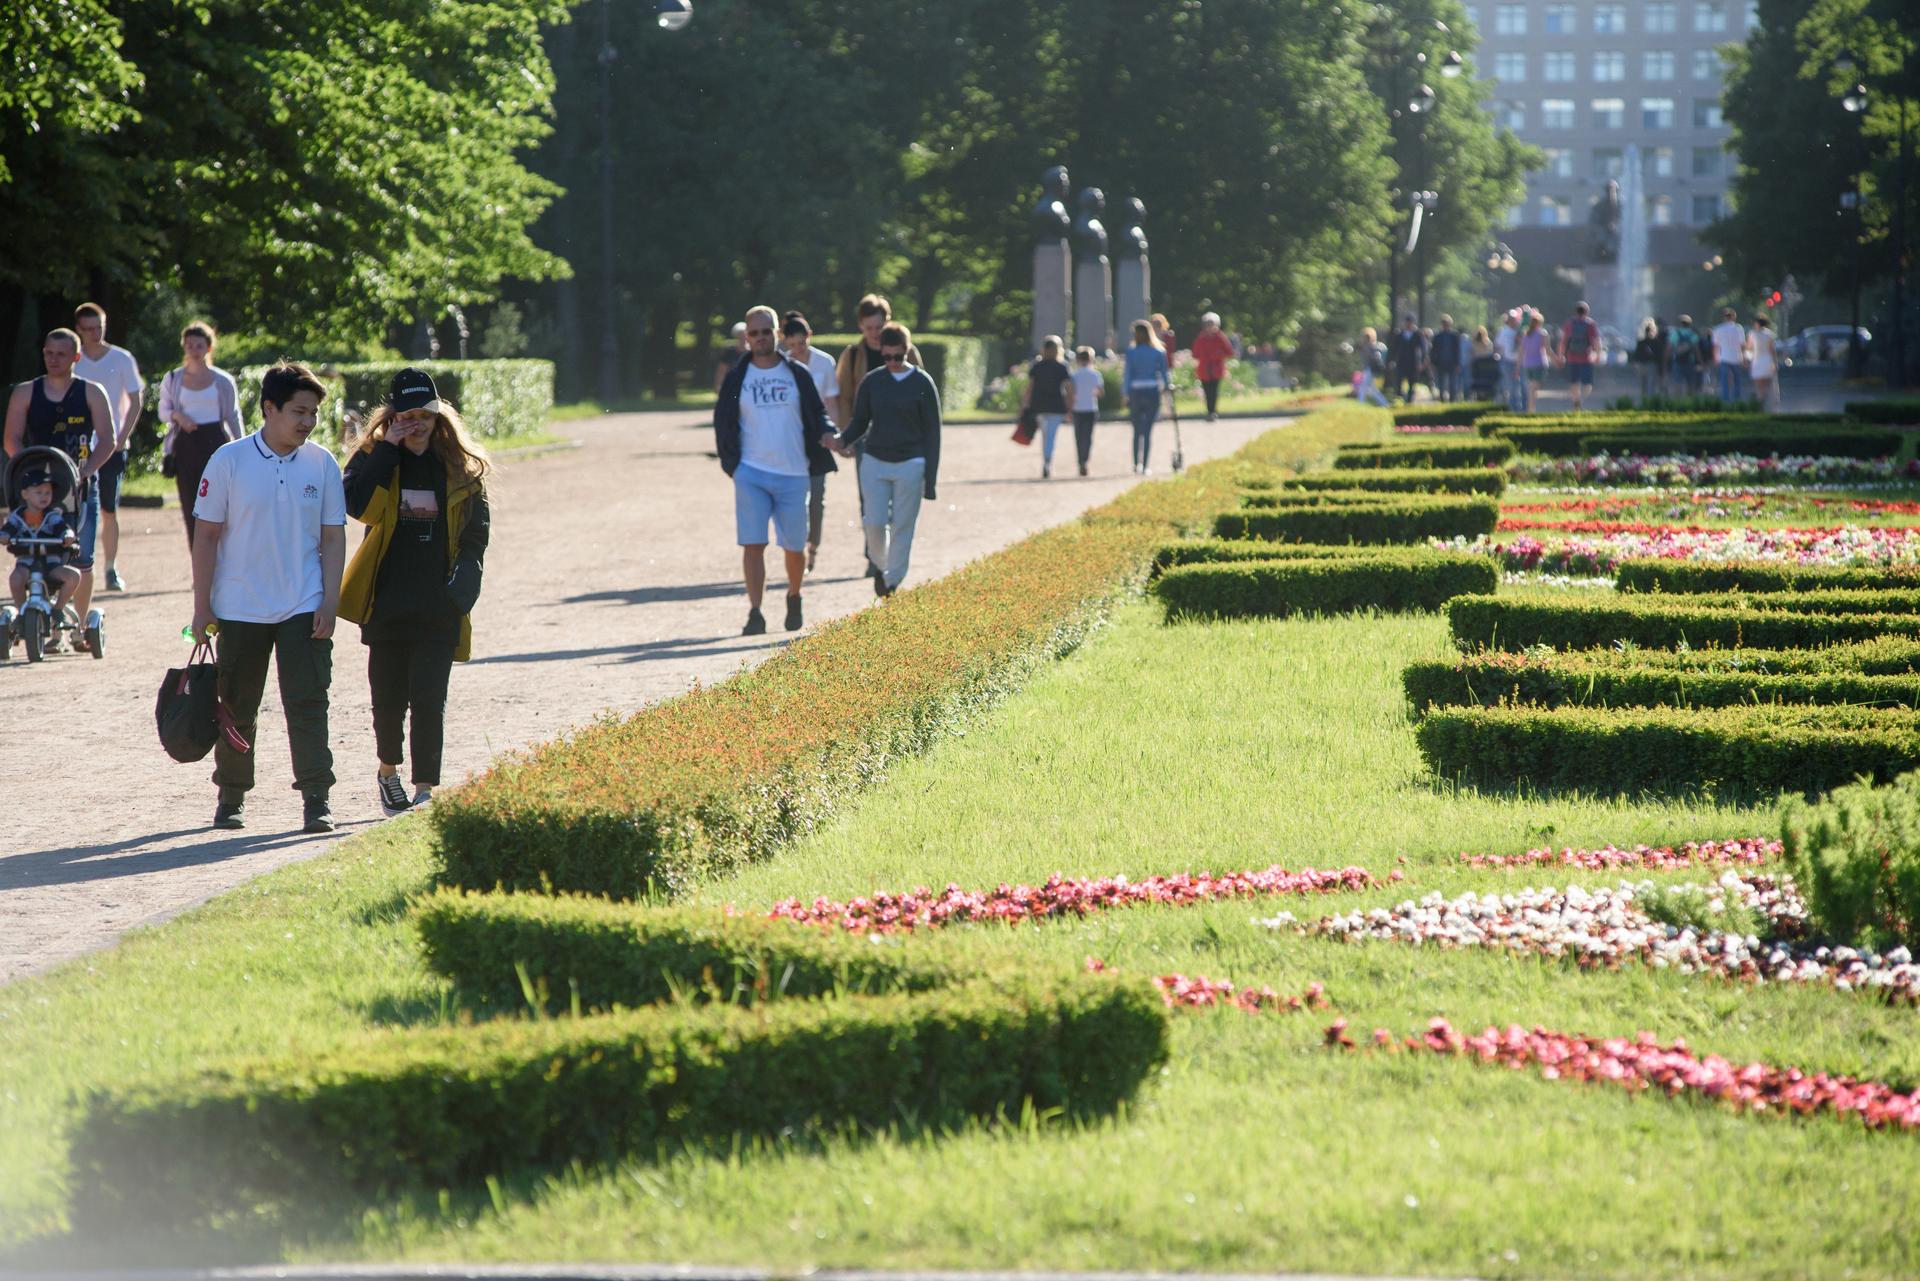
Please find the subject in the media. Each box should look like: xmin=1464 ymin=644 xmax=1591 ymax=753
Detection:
xmin=0 ymin=410 xmax=1289 ymax=981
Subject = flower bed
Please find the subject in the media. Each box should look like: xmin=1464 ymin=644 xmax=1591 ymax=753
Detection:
xmin=1324 ymin=1019 xmax=1920 ymax=1131
xmin=1510 ymin=453 xmax=1914 ymax=487
xmin=1153 ymin=554 xmax=1498 ymax=620
xmin=1458 ymin=837 xmax=1779 ymax=871
xmin=1435 ymin=526 xmax=1920 ymax=577
xmin=1413 ymin=703 xmax=1920 ymax=798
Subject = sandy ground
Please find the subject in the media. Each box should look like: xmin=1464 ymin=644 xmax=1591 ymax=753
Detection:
xmin=0 ymin=409 xmax=1287 ymax=982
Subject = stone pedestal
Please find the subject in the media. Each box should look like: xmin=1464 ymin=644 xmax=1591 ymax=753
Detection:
xmin=1032 ymin=242 xmax=1071 ymax=356
xmin=1071 ymin=187 xmax=1114 ymax=355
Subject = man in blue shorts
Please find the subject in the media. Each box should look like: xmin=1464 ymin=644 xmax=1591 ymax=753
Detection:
xmin=713 ymin=305 xmax=838 ymax=635
xmin=1560 ymin=301 xmax=1604 ymax=411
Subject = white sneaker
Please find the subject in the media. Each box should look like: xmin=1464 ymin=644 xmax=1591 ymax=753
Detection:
xmin=377 ymin=773 xmax=412 ymax=816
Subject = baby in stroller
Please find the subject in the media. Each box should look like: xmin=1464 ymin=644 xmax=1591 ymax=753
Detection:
xmin=2 ymin=445 xmax=102 ymax=660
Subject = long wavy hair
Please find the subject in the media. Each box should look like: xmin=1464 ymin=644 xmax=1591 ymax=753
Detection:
xmin=354 ymin=401 xmax=493 ymax=488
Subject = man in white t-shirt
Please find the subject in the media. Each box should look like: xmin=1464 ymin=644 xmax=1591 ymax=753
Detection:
xmin=714 ymin=305 xmax=837 ymax=635
xmin=781 ymin=311 xmax=839 ymax=572
xmin=72 ymin=302 xmax=144 ymax=596
xmin=190 ymin=362 xmax=347 ymax=834
xmin=1494 ymin=310 xmax=1524 ymax=411
xmin=1711 ymin=307 xmax=1750 ymax=403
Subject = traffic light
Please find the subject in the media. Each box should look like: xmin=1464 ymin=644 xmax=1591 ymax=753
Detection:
xmin=1770 ymin=290 xmax=1783 ymax=307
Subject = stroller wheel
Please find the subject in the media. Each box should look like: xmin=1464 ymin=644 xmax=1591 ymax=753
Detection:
xmin=86 ymin=619 xmax=105 ymax=659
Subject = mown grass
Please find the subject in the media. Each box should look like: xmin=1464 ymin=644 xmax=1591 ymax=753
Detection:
xmin=4 ymin=605 xmax=1915 ymax=1277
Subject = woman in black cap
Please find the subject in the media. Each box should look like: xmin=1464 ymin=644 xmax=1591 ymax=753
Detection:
xmin=339 ymin=369 xmax=492 ymax=815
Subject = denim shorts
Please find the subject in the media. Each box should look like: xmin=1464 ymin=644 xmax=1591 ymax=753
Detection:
xmin=1566 ymin=363 xmax=1594 ymax=387
xmin=733 ymin=463 xmax=810 ymax=552
xmin=71 ymin=484 xmax=101 ymax=570
xmin=95 ymin=453 xmax=125 ymax=512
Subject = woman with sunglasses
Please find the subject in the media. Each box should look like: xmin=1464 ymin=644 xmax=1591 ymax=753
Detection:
xmin=831 ymin=322 xmax=940 ymax=597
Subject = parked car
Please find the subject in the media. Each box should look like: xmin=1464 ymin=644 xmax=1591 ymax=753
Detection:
xmin=1783 ymin=325 xmax=1870 ymax=366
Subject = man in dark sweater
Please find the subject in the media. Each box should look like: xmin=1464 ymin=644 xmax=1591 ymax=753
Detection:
xmin=831 ymin=321 xmax=940 ymax=597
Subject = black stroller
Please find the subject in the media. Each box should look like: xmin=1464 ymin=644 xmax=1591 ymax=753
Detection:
xmin=1468 ymin=351 xmax=1502 ymax=402
xmin=1 ymin=445 xmax=104 ymax=662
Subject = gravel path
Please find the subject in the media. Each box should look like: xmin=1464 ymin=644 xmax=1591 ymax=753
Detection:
xmin=0 ymin=410 xmax=1287 ymax=982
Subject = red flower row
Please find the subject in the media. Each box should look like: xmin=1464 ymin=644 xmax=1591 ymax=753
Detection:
xmin=766 ymin=864 xmax=1379 ymax=934
xmin=1459 ymin=838 xmax=1781 ymax=871
xmin=1325 ymin=1018 xmax=1920 ymax=1131
xmin=1087 ymin=958 xmax=1332 ymax=1015
xmin=1497 ymin=518 xmax=1860 ymax=536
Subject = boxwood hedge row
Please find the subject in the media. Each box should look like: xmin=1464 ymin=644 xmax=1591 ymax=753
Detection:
xmin=1331 ymin=439 xmax=1514 ymax=469
xmin=434 ymin=407 xmax=1389 ymax=900
xmin=1282 ymin=467 xmax=1507 ymax=496
xmin=1446 ymin=591 xmax=1920 ymax=651
xmin=1152 ymin=539 xmax=1457 ymax=575
xmin=1152 ymin=553 xmax=1498 ymax=621
xmin=1403 ymin=653 xmax=1920 ymax=713
xmin=72 ymin=960 xmax=1167 ymax=1229
xmin=1615 ymin=558 xmax=1920 ymax=595
xmin=1391 ymin=401 xmax=1500 ymax=426
xmin=1414 ymin=703 xmax=1920 ymax=798
xmin=1585 ymin=429 xmax=1900 ymax=460
xmin=1214 ymin=495 xmax=1500 ymax=545
xmin=1781 ymin=772 xmax=1920 ymax=951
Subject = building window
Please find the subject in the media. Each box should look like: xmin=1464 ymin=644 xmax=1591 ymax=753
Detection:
xmin=1694 ymin=2 xmax=1727 ymax=31
xmin=1544 ymin=51 xmax=1576 ymax=81
xmin=1503 ymin=203 xmax=1525 ymax=228
xmin=1650 ymin=194 xmax=1674 ymax=225
xmin=1646 ymin=2 xmax=1677 ymax=30
xmin=1593 ymin=51 xmax=1626 ymax=81
xmin=1692 ymin=193 xmax=1723 ymax=223
xmin=1494 ymin=52 xmax=1528 ymax=82
xmin=1644 ymin=50 xmax=1675 ymax=80
xmin=1464 ymin=5 xmax=1480 ymax=24
xmin=1593 ymin=3 xmax=1627 ymax=33
xmin=1542 ymin=98 xmax=1576 ymax=129
xmin=1692 ymin=48 xmax=1722 ymax=79
xmin=1645 ymin=146 xmax=1675 ymax=177
xmin=1692 ymin=146 xmax=1724 ymax=176
xmin=1540 ymin=195 xmax=1573 ymax=227
xmin=1693 ymin=98 xmax=1725 ymax=127
xmin=1590 ymin=97 xmax=1625 ymax=128
xmin=1593 ymin=147 xmax=1624 ymax=178
xmin=1543 ymin=3 xmax=1575 ymax=33
xmin=1494 ymin=99 xmax=1527 ymax=130
xmin=1495 ymin=3 xmax=1527 ymax=34
xmin=1641 ymin=97 xmax=1676 ymax=128
xmin=1743 ymin=0 xmax=1759 ymax=27
xmin=1542 ymin=147 xmax=1574 ymax=177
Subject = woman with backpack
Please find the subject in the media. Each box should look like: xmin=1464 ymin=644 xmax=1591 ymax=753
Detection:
xmin=1669 ymin=315 xmax=1703 ymax=396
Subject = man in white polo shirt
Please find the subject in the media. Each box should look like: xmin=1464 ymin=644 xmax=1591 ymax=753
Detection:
xmin=189 ymin=362 xmax=347 ymax=833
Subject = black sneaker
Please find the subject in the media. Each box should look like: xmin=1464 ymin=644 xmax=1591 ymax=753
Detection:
xmin=873 ymin=574 xmax=889 ymax=599
xmin=213 ymin=788 xmax=246 ymax=830
xmin=1079 ymin=462 xmax=1089 ymax=477
xmin=784 ymin=593 xmax=803 ymax=631
xmin=105 ymin=568 xmax=127 ymax=592
xmin=743 ymin=608 xmax=767 ymax=636
xmin=1042 ymin=463 xmax=1051 ymax=479
xmin=377 ymin=773 xmax=412 ymax=816
xmin=303 ymin=792 xmax=335 ymax=834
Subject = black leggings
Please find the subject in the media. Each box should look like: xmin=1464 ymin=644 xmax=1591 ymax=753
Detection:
xmin=1201 ymin=379 xmax=1221 ymax=415
xmin=368 ymin=631 xmax=456 ymax=786
xmin=173 ymin=424 xmax=226 ymax=546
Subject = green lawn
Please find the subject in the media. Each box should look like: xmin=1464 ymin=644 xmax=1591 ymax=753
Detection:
xmin=6 ymin=604 xmax=1912 ymax=1277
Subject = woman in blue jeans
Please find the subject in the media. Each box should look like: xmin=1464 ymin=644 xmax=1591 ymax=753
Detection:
xmin=831 ymin=321 xmax=941 ymax=597
xmin=1122 ymin=320 xmax=1170 ymax=474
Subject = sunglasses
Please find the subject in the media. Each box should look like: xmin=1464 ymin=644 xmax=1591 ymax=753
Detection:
xmin=882 ymin=350 xmax=907 ymax=363
xmin=746 ymin=327 xmax=773 ymax=337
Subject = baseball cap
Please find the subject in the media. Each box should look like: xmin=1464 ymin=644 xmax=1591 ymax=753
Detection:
xmin=17 ymin=467 xmax=51 ymax=489
xmin=386 ymin=368 xmax=446 ymax=415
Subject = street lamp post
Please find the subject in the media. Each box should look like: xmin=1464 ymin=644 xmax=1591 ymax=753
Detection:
xmin=1484 ymin=241 xmax=1517 ymax=304
xmin=598 ymin=0 xmax=694 ymax=408
xmin=1842 ymin=190 xmax=1864 ymax=374
xmin=1371 ymin=16 xmax=1460 ymax=334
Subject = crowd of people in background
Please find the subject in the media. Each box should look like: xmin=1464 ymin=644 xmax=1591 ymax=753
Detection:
xmin=1356 ymin=301 xmax=1785 ymax=412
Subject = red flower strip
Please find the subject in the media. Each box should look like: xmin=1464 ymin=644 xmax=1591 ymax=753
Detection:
xmin=1089 ymin=958 xmax=1330 ymax=1015
xmin=1328 ymin=1018 xmax=1920 ymax=1132
xmin=767 ymin=864 xmax=1378 ymax=934
xmin=1498 ymin=518 xmax=1864 ymax=536
xmin=1460 ymin=838 xmax=1780 ymax=871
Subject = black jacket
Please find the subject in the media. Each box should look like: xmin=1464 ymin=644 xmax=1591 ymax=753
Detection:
xmin=1430 ymin=329 xmax=1465 ymax=371
xmin=713 ymin=355 xmax=838 ymax=478
xmin=1387 ymin=328 xmax=1428 ymax=372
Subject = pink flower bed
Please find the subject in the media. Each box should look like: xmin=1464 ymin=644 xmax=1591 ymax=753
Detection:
xmin=1085 ymin=959 xmax=1331 ymax=1015
xmin=1325 ymin=1018 xmax=1920 ymax=1131
xmin=1511 ymin=453 xmax=1916 ymax=488
xmin=1460 ymin=837 xmax=1780 ymax=871
xmin=765 ymin=865 xmax=1378 ymax=934
xmin=1433 ymin=526 xmax=1920 ymax=576
xmin=1392 ymin=424 xmax=1478 ymax=435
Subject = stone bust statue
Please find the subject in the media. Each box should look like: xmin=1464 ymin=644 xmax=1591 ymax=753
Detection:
xmin=1030 ymin=165 xmax=1071 ymax=243
xmin=1072 ymin=186 xmax=1109 ymax=260
xmin=1587 ymin=180 xmax=1622 ymax=265
xmin=1115 ymin=196 xmax=1148 ymax=260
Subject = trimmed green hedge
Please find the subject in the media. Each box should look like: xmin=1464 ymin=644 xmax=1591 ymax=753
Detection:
xmin=1153 ymin=553 xmax=1496 ymax=621
xmin=1151 ymin=539 xmax=1446 ymax=575
xmin=1283 ymin=467 xmax=1507 ymax=496
xmin=1331 ymin=439 xmax=1514 ymax=469
xmin=1447 ymin=591 xmax=1920 ymax=651
xmin=1403 ymin=653 xmax=1920 ymax=714
xmin=1214 ymin=495 xmax=1500 ymax=545
xmin=1782 ymin=773 xmax=1920 ymax=951
xmin=435 ymin=407 xmax=1385 ymax=901
xmin=1240 ymin=488 xmax=1417 ymax=509
xmin=1391 ymin=401 xmax=1500 ymax=426
xmin=415 ymin=893 xmax=964 ymax=1015
xmin=816 ymin=332 xmax=987 ymax=414
xmin=1846 ymin=399 xmax=1920 ymax=425
xmin=237 ymin=359 xmax=555 ymax=443
xmin=72 ymin=964 xmax=1166 ymax=1228
xmin=1415 ymin=703 xmax=1920 ymax=798
xmin=1615 ymin=559 xmax=1920 ymax=595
